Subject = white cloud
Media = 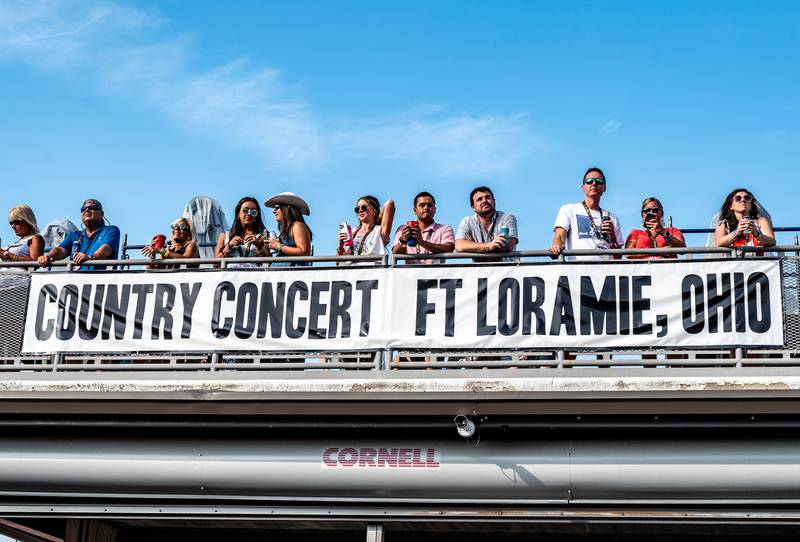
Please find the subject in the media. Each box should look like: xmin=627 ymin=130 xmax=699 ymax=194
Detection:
xmin=599 ymin=119 xmax=622 ymax=134
xmin=0 ymin=0 xmax=543 ymax=175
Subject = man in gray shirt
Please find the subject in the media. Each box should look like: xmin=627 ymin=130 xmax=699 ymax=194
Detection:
xmin=455 ymin=186 xmax=518 ymax=260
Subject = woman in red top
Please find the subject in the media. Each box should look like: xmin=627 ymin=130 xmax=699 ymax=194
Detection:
xmin=714 ymin=188 xmax=776 ymax=252
xmin=625 ymin=197 xmax=686 ymax=259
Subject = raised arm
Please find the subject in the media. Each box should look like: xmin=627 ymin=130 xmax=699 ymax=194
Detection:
xmin=379 ymin=199 xmax=395 ymax=245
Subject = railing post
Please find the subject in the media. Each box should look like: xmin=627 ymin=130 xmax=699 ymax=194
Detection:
xmin=210 ymin=352 xmax=220 ymax=371
xmin=556 ymin=350 xmax=565 ymax=369
xmin=52 ymin=352 xmax=62 ymax=372
xmin=734 ymin=347 xmax=744 ymax=368
xmin=366 ymin=524 xmax=383 ymax=542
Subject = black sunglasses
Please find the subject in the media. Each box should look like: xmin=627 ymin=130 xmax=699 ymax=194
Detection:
xmin=171 ymin=223 xmax=189 ymax=231
xmin=80 ymin=205 xmax=100 ymax=213
xmin=354 ymin=204 xmax=371 ymax=213
xmin=642 ymin=207 xmax=662 ymax=214
xmin=583 ymin=177 xmax=606 ymax=186
xmin=733 ymin=194 xmax=753 ymax=203
xmin=9 ymin=219 xmax=24 ymax=226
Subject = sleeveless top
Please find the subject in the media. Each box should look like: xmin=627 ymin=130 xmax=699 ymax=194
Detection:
xmin=345 ymin=226 xmax=385 ymax=266
xmin=6 ymin=235 xmax=34 ymax=259
xmin=724 ymin=220 xmax=765 ymax=257
xmin=224 ymin=231 xmax=265 ymax=268
xmin=270 ymin=225 xmax=312 ymax=267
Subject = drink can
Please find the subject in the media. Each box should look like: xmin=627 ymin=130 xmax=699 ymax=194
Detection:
xmin=407 ymin=221 xmax=419 ymax=247
xmin=152 ymin=234 xmax=167 ymax=249
xmin=499 ymin=226 xmax=510 ymax=237
xmin=71 ymin=239 xmax=81 ymax=256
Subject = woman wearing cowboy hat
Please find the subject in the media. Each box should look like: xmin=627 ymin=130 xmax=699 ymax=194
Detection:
xmin=264 ymin=192 xmax=313 ymax=266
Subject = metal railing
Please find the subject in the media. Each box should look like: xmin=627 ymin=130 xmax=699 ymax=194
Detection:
xmin=1 ymin=246 xmax=799 ymax=372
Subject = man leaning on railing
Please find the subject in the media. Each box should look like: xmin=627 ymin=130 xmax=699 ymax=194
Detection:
xmin=36 ymin=198 xmax=120 ymax=271
xmin=454 ymin=185 xmax=518 ymax=262
xmin=392 ymin=191 xmax=454 ymax=264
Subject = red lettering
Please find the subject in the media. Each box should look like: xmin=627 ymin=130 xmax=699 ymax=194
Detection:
xmin=377 ymin=448 xmax=398 ymax=467
xmin=412 ymin=448 xmax=424 ymax=467
xmin=426 ymin=448 xmax=440 ymax=468
xmin=322 ymin=447 xmax=338 ymax=467
xmin=358 ymin=447 xmax=377 ymax=467
xmin=339 ymin=448 xmax=357 ymax=467
xmin=398 ymin=448 xmax=413 ymax=467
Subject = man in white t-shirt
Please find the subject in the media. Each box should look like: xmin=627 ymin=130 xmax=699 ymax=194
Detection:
xmin=549 ymin=167 xmax=622 ymax=260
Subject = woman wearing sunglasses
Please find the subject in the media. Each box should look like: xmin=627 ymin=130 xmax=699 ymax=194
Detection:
xmin=337 ymin=195 xmax=395 ymax=263
xmin=624 ymin=197 xmax=685 ymax=259
xmin=0 ymin=205 xmax=44 ymax=262
xmin=263 ymin=192 xmax=313 ymax=267
xmin=715 ymin=188 xmax=775 ymax=252
xmin=142 ymin=218 xmax=199 ymax=264
xmin=215 ymin=197 xmax=268 ymax=266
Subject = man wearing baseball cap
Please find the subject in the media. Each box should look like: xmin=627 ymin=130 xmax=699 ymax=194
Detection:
xmin=37 ymin=198 xmax=121 ymax=270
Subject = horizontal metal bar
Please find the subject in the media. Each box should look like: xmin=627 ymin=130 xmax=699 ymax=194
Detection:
xmin=6 ymin=245 xmax=800 ymax=270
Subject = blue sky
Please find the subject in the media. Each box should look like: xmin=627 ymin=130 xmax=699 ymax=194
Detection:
xmin=1 ymin=0 xmax=799 ymax=255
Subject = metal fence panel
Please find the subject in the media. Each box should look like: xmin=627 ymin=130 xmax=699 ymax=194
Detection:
xmin=0 ymin=271 xmax=30 ymax=357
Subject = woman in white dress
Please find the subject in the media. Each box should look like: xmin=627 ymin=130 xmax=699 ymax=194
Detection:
xmin=0 ymin=205 xmax=44 ymax=263
xmin=337 ymin=195 xmax=395 ymax=264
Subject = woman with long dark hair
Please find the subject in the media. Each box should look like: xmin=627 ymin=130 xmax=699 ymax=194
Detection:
xmin=715 ymin=188 xmax=775 ymax=252
xmin=214 ymin=196 xmax=268 ymax=267
xmin=337 ymin=195 xmax=395 ymax=264
xmin=263 ymin=192 xmax=313 ymax=267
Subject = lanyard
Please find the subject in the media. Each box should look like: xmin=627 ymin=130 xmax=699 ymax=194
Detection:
xmin=581 ymin=202 xmax=604 ymax=239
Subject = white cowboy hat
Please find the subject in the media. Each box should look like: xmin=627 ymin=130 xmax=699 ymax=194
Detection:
xmin=264 ymin=192 xmax=311 ymax=216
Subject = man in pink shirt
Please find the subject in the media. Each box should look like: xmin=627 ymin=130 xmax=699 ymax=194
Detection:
xmin=392 ymin=191 xmax=455 ymax=264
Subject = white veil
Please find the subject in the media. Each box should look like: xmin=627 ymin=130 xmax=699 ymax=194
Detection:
xmin=183 ymin=197 xmax=229 ymax=259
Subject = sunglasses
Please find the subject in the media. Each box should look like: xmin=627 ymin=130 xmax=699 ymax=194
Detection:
xmin=171 ymin=223 xmax=189 ymax=231
xmin=733 ymin=194 xmax=753 ymax=203
xmin=240 ymin=207 xmax=259 ymax=217
xmin=80 ymin=205 xmax=100 ymax=213
xmin=9 ymin=219 xmax=24 ymax=226
xmin=642 ymin=207 xmax=662 ymax=214
xmin=583 ymin=177 xmax=606 ymax=186
xmin=354 ymin=205 xmax=371 ymax=213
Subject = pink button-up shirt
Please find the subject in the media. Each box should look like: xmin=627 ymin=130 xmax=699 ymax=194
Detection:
xmin=392 ymin=222 xmax=455 ymax=264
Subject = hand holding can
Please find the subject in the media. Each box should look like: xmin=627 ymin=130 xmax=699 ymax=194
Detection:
xmin=407 ymin=221 xmax=419 ymax=247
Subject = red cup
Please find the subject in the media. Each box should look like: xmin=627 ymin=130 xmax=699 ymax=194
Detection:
xmin=152 ymin=234 xmax=167 ymax=249
xmin=407 ymin=220 xmax=419 ymax=229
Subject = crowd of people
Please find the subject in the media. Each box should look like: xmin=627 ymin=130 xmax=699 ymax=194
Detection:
xmin=1 ymin=168 xmax=777 ymax=269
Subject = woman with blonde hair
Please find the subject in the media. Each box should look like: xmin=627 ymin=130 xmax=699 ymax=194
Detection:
xmin=0 ymin=205 xmax=44 ymax=262
xmin=142 ymin=217 xmax=199 ymax=263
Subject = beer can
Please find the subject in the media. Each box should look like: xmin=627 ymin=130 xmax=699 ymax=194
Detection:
xmin=407 ymin=221 xmax=419 ymax=247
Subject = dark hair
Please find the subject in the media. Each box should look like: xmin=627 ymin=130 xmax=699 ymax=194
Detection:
xmin=469 ymin=186 xmax=494 ymax=206
xmin=583 ymin=167 xmax=605 ymax=182
xmin=718 ymin=188 xmax=760 ymax=233
xmin=229 ymin=196 xmax=266 ymax=238
xmin=276 ymin=203 xmax=313 ymax=241
xmin=414 ymin=191 xmax=436 ymax=206
xmin=357 ymin=195 xmax=382 ymax=226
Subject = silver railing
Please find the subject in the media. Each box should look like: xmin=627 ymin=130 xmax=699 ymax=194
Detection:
xmin=1 ymin=247 xmax=798 ymax=372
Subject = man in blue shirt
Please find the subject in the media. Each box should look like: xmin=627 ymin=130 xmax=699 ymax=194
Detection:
xmin=37 ymin=199 xmax=120 ymax=270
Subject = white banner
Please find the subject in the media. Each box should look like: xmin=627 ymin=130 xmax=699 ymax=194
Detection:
xmin=21 ymin=260 xmax=784 ymax=353
xmin=385 ymin=259 xmax=784 ymax=349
